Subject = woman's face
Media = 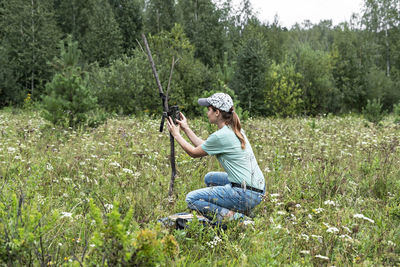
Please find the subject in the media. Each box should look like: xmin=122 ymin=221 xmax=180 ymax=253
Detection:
xmin=207 ymin=106 xmax=219 ymax=124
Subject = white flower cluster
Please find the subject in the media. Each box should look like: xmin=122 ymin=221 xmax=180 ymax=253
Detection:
xmin=104 ymin=203 xmax=114 ymax=212
xmin=122 ymin=168 xmax=133 ymax=174
xmin=323 ymin=200 xmax=337 ymax=206
xmin=61 ymin=212 xmax=73 ymax=219
xmin=353 ymin=213 xmax=374 ymax=223
xmin=110 ymin=161 xmax=121 ymax=168
xmin=315 ymin=255 xmax=329 ymax=260
xmin=206 ymin=235 xmax=222 ymax=248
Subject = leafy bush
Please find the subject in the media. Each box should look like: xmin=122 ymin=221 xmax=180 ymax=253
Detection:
xmin=393 ymin=103 xmax=400 ymax=123
xmin=42 ymin=38 xmax=103 ymax=128
xmin=289 ymin=43 xmax=338 ymax=115
xmin=0 ymin=193 xmax=59 ymax=266
xmin=265 ymin=61 xmax=303 ymax=117
xmin=86 ymin=199 xmax=178 ymax=266
xmin=362 ymin=98 xmax=385 ymax=124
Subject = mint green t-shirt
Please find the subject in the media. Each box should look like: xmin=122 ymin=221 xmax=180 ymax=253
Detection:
xmin=201 ymin=125 xmax=265 ymax=191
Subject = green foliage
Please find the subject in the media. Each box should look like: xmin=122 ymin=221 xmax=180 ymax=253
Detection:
xmin=289 ymin=43 xmax=338 ymax=115
xmin=108 ymin=0 xmax=144 ymax=55
xmin=331 ymin=25 xmax=367 ymax=112
xmin=89 ymin=24 xmax=220 ymax=116
xmin=42 ymin=38 xmax=101 ymax=128
xmin=0 ymin=0 xmax=61 ymax=101
xmin=362 ymin=98 xmax=385 ymax=124
xmin=0 ymin=192 xmax=59 ymax=266
xmin=0 ymin=44 xmax=21 ymax=106
xmin=144 ymin=0 xmax=176 ymax=34
xmin=265 ymin=61 xmax=304 ymax=117
xmin=176 ymin=0 xmax=227 ymax=66
xmin=230 ymin=20 xmax=270 ymax=116
xmin=393 ymin=102 xmax=400 ymax=123
xmin=364 ymin=66 xmax=398 ymax=110
xmin=81 ymin=0 xmax=123 ymax=66
xmin=87 ymin=199 xmax=137 ymax=265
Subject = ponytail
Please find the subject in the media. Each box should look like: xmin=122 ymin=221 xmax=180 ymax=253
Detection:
xmin=212 ymin=106 xmax=246 ymax=149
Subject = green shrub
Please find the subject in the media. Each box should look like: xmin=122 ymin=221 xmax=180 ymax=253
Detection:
xmin=42 ymin=38 xmax=103 ymax=128
xmin=362 ymin=98 xmax=385 ymax=124
xmin=265 ymin=61 xmax=304 ymax=117
xmin=393 ymin=103 xmax=400 ymax=123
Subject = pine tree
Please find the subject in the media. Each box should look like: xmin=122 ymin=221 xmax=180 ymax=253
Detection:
xmin=144 ymin=0 xmax=176 ymax=34
xmin=0 ymin=0 xmax=61 ymax=102
xmin=81 ymin=0 xmax=123 ymax=66
xmin=108 ymin=0 xmax=144 ymax=55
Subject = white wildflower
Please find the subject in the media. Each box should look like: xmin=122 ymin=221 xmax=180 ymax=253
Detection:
xmin=323 ymin=200 xmax=337 ymax=206
xmin=46 ymin=163 xmax=53 ymax=171
xmin=353 ymin=213 xmax=374 ymax=223
xmin=314 ymin=208 xmax=324 ymax=214
xmin=122 ymin=168 xmax=134 ymax=174
xmin=206 ymin=235 xmax=222 ymax=248
xmin=104 ymin=203 xmax=113 ymax=211
xmin=340 ymin=234 xmax=353 ymax=242
xmin=300 ymin=250 xmax=310 ymax=255
xmin=308 ymin=214 xmax=313 ymax=219
xmin=109 ymin=161 xmax=121 ymax=168
xmin=270 ymin=193 xmax=280 ymax=198
xmin=311 ymin=235 xmax=323 ymax=243
xmin=61 ymin=212 xmax=73 ymax=219
xmin=14 ymin=155 xmax=21 ymax=160
xmin=90 ymin=244 xmax=96 ymax=248
xmin=277 ymin=211 xmax=286 ymax=215
xmin=7 ymin=147 xmax=16 ymax=153
xmin=315 ymin=255 xmax=329 ymax=260
xmin=295 ymin=204 xmax=301 ymax=208
xmin=327 ymin=227 xmax=339 ymax=233
xmin=301 ymin=234 xmax=310 ymax=241
xmin=323 ymin=222 xmax=330 ymax=228
xmin=388 ymin=240 xmax=396 ymax=247
xmin=342 ymin=226 xmax=351 ymax=233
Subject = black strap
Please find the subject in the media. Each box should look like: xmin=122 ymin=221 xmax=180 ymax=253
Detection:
xmin=231 ymin=183 xmax=263 ymax=193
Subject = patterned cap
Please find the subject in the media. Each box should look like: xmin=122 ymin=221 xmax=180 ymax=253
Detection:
xmin=198 ymin=93 xmax=233 ymax=112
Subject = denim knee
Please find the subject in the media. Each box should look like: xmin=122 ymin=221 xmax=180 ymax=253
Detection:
xmin=204 ymin=172 xmax=213 ymax=185
xmin=185 ymin=191 xmax=196 ymax=208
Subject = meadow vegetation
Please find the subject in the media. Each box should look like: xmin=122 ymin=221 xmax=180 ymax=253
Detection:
xmin=1 ymin=108 xmax=399 ymax=266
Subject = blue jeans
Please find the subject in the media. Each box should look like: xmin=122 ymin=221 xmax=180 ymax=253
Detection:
xmin=185 ymin=172 xmax=264 ymax=221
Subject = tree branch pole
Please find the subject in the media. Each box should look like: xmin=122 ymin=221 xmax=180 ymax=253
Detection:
xmin=141 ymin=34 xmax=177 ymax=199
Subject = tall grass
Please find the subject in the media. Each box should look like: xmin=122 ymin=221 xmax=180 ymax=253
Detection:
xmin=1 ymin=109 xmax=399 ymax=266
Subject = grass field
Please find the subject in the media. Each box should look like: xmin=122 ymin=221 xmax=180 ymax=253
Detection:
xmin=1 ymin=108 xmax=399 ymax=266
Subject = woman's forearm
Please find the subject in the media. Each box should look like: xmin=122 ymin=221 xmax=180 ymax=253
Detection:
xmin=174 ymin=133 xmax=207 ymax=158
xmin=183 ymin=127 xmax=204 ymax=147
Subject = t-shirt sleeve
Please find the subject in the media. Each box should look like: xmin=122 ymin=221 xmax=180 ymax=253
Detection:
xmin=201 ymin=133 xmax=222 ymax=155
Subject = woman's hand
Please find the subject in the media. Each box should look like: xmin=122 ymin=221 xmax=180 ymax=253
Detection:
xmin=176 ymin=112 xmax=189 ymax=131
xmin=166 ymin=116 xmax=180 ymax=137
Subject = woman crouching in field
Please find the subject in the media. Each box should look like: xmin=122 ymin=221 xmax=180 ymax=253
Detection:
xmin=167 ymin=93 xmax=265 ymax=222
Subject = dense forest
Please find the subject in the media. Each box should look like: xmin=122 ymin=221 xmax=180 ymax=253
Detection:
xmin=0 ymin=0 xmax=399 ymax=121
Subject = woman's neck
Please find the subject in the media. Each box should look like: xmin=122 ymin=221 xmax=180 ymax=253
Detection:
xmin=217 ymin=121 xmax=226 ymax=129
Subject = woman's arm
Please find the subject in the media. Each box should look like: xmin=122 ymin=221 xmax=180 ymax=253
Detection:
xmin=167 ymin=117 xmax=208 ymax=158
xmin=176 ymin=112 xmax=204 ymax=147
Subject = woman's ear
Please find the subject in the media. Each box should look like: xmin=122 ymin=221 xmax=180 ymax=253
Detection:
xmin=215 ymin=109 xmax=220 ymax=117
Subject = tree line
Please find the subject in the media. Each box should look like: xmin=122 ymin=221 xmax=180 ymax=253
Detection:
xmin=0 ymin=0 xmax=399 ymax=122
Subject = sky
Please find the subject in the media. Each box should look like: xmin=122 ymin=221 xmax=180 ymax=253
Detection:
xmin=247 ymin=0 xmax=365 ymax=28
